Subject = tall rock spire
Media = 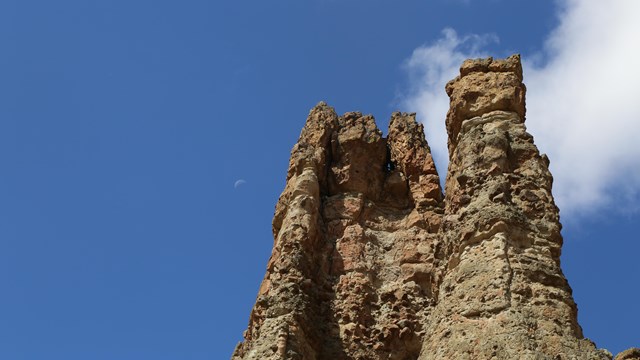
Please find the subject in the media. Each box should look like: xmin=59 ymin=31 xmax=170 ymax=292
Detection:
xmin=420 ymin=54 xmax=608 ymax=359
xmin=232 ymin=56 xmax=637 ymax=360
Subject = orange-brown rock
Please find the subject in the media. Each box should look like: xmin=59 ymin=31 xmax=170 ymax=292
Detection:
xmin=232 ymin=105 xmax=443 ymax=360
xmin=232 ymin=55 xmax=636 ymax=359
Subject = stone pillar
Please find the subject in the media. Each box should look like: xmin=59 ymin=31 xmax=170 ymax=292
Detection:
xmin=419 ymin=55 xmax=609 ymax=359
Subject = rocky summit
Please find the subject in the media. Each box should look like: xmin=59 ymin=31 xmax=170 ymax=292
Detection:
xmin=231 ymin=55 xmax=638 ymax=360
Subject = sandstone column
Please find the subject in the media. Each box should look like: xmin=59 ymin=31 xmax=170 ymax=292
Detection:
xmin=419 ymin=55 xmax=609 ymax=359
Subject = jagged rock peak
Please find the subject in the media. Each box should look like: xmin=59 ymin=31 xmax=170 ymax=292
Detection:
xmin=233 ymin=55 xmax=638 ymax=360
xmin=234 ymin=104 xmax=444 ymax=360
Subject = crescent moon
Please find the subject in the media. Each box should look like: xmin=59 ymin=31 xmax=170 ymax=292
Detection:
xmin=234 ymin=179 xmax=247 ymax=189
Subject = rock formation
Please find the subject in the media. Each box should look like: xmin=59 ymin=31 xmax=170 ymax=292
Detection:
xmin=232 ymin=55 xmax=638 ymax=360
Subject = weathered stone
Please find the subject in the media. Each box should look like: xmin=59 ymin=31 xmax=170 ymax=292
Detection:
xmin=232 ymin=102 xmax=442 ymax=360
xmin=616 ymin=348 xmax=640 ymax=360
xmin=232 ymin=56 xmax=635 ymax=359
xmin=420 ymin=55 xmax=609 ymax=360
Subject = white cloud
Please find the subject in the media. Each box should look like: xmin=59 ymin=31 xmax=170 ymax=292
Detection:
xmin=401 ymin=0 xmax=640 ymax=218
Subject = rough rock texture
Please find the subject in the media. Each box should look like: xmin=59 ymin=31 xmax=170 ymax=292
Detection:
xmin=615 ymin=349 xmax=640 ymax=360
xmin=232 ymin=55 xmax=638 ymax=359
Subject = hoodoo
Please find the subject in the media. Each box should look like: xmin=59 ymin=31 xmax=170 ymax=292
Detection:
xmin=232 ymin=55 xmax=638 ymax=360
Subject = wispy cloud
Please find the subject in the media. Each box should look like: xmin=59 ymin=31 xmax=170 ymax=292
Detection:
xmin=400 ymin=0 xmax=640 ymax=219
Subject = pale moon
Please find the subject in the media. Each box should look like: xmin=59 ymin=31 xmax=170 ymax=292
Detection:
xmin=234 ymin=179 xmax=247 ymax=189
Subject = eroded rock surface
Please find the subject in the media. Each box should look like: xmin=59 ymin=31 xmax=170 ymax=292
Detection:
xmin=232 ymin=55 xmax=636 ymax=360
xmin=615 ymin=348 xmax=640 ymax=360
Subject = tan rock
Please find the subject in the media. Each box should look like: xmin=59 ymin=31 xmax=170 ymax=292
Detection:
xmin=232 ymin=102 xmax=442 ymax=360
xmin=233 ymin=57 xmax=636 ymax=359
xmin=616 ymin=348 xmax=640 ymax=360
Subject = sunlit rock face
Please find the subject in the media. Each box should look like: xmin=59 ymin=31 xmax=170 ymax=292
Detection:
xmin=232 ymin=55 xmax=637 ymax=360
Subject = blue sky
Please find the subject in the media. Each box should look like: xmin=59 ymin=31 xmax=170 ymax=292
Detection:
xmin=1 ymin=1 xmax=638 ymax=359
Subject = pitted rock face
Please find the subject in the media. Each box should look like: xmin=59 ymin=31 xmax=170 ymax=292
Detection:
xmin=232 ymin=56 xmax=638 ymax=360
xmin=445 ymin=54 xmax=526 ymax=153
